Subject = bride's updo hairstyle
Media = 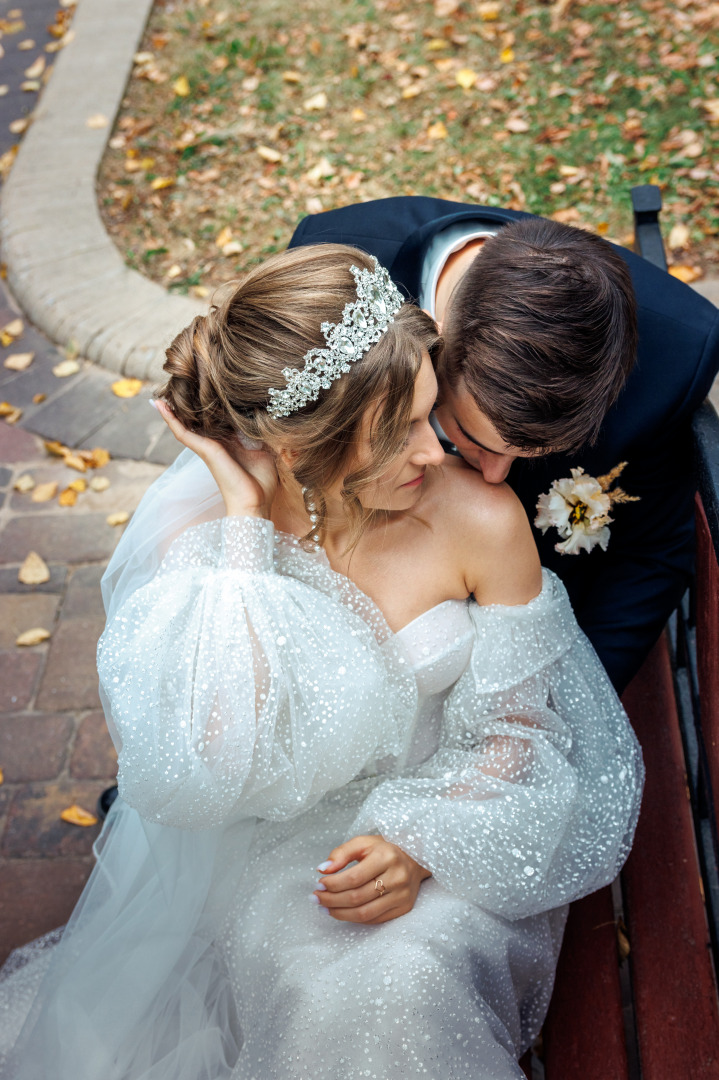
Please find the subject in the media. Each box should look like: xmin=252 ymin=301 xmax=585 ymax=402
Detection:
xmin=159 ymin=244 xmax=440 ymax=546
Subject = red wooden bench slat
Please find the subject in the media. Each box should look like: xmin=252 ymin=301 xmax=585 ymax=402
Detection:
xmin=541 ymin=886 xmax=629 ymax=1079
xmin=622 ymin=635 xmax=719 ymax=1078
xmin=696 ymin=495 xmax=719 ymax=805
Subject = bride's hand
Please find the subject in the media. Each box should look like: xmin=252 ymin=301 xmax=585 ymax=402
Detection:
xmin=313 ymin=835 xmax=431 ymax=925
xmin=155 ymin=399 xmax=278 ymax=517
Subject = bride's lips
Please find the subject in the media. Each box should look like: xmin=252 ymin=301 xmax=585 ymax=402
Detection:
xmin=400 ymin=473 xmax=425 ymax=489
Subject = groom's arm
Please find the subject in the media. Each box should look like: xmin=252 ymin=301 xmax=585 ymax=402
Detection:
xmin=571 ymin=428 xmax=695 ymax=694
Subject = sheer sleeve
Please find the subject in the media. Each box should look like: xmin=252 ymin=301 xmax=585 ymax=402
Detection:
xmin=98 ymin=516 xmax=415 ymax=830
xmin=352 ymin=571 xmax=644 ymax=919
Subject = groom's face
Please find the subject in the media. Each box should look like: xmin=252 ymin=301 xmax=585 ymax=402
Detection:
xmin=435 ymin=377 xmax=541 ymax=484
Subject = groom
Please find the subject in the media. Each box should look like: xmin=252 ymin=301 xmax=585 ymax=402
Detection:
xmin=289 ymin=197 xmax=719 ymax=693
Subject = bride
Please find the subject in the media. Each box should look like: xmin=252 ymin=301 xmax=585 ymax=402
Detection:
xmin=0 ymin=244 xmax=643 ymax=1079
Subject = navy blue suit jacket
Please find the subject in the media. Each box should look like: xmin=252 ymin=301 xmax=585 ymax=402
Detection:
xmin=289 ymin=197 xmax=719 ymax=692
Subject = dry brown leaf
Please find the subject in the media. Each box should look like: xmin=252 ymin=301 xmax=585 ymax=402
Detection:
xmin=58 ymin=487 xmax=78 ymax=506
xmin=434 ymin=0 xmax=460 ymax=14
xmin=24 ymin=56 xmax=45 ymax=79
xmin=107 ymin=511 xmax=131 ymax=527
xmin=4 ymin=351 xmax=34 ymax=370
xmin=351 ymin=107 xmax=366 ymax=121
xmin=150 ymin=176 xmax=174 ymax=191
xmin=1 ymin=405 xmax=22 ymax=424
xmin=52 ymin=358 xmax=80 ymax=377
xmin=18 ymin=551 xmax=50 ymax=585
xmin=68 ymin=478 xmax=88 ymax=493
xmin=173 ymin=75 xmax=191 ymax=97
xmin=16 ymin=626 xmax=51 ymax=646
xmin=9 ymin=117 xmax=29 ymax=134
xmin=13 ymin=473 xmax=35 ymax=493
xmin=111 ymin=378 xmax=143 ymax=398
xmin=282 ymin=70 xmax=302 ymax=83
xmin=303 ymin=91 xmax=328 ymax=111
xmin=256 ymin=145 xmax=283 ymax=163
xmin=552 ymin=208 xmax=582 ymax=223
xmin=31 ymin=481 xmax=58 ymax=502
xmin=0 ymin=766 xmax=3 ymax=785
xmin=401 ymin=84 xmax=422 ymax=99
xmin=215 ymin=226 xmax=233 ymax=248
xmin=616 ymin=918 xmax=630 ymax=961
xmin=21 ymin=81 xmax=41 ymax=92
xmin=60 ymin=804 xmax=98 ymax=827
xmin=32 ymin=392 xmax=46 ymax=404
xmin=89 ymin=475 xmax=111 ymax=492
xmin=221 ymin=240 xmax=243 ymax=256
xmin=17 ymin=39 xmax=35 ymax=50
xmin=703 ymin=99 xmax=719 ymax=123
xmin=669 ymin=264 xmax=703 ymax=283
xmin=427 ymin=120 xmax=449 ymax=140
xmin=1 ymin=317 xmax=23 ymax=338
xmin=456 ymin=69 xmax=478 ymax=90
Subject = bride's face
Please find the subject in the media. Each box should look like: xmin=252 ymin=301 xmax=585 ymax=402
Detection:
xmin=344 ymin=352 xmax=445 ymax=513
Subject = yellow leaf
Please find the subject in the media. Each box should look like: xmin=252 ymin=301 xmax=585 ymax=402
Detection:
xmin=24 ymin=56 xmax=45 ymax=79
xmin=63 ymin=454 xmax=88 ymax=473
xmin=60 ymin=804 xmax=98 ymax=827
xmin=425 ymin=38 xmax=448 ymax=51
xmin=16 ymin=626 xmax=51 ymax=645
xmin=456 ymin=68 xmax=478 ymax=90
xmin=4 ymin=351 xmax=34 ymax=370
xmin=303 ymin=91 xmax=328 ymax=111
xmin=13 ymin=473 xmax=35 ymax=493
xmin=9 ymin=118 xmax=29 ymax=135
xmin=52 ymin=358 xmax=81 ymax=377
xmin=111 ymin=378 xmax=143 ymax=398
xmin=68 ymin=478 xmax=87 ymax=492
xmin=44 ymin=439 xmax=67 ymax=457
xmin=173 ymin=75 xmax=191 ymax=97
xmin=1 ymin=317 xmax=23 ymax=338
xmin=58 ymin=487 xmax=77 ymax=506
xmin=215 ymin=226 xmax=233 ymax=248
xmin=596 ymin=222 xmax=609 ymax=235
xmin=282 ymin=70 xmax=302 ymax=83
xmin=32 ymin=392 xmax=46 ymax=404
xmin=86 ymin=113 xmax=109 ymax=129
xmin=89 ymin=475 xmax=111 ymax=492
xmin=0 ymin=401 xmax=22 ymax=423
xmin=500 ymin=47 xmax=515 ymax=63
xmin=151 ymin=176 xmax=174 ymax=190
xmin=192 ymin=285 xmax=209 ymax=298
xmin=351 ymin=107 xmax=366 ymax=121
xmin=668 ymin=223 xmax=690 ymax=250
xmin=31 ymin=481 xmax=58 ymax=502
xmin=427 ymin=120 xmax=448 ymax=140
xmin=669 ymin=264 xmax=703 ymax=283
xmin=21 ymin=80 xmax=41 ymax=93
xmin=477 ymin=1 xmax=501 ymax=19
xmin=257 ymin=145 xmax=283 ymax=163
xmin=0 ymin=766 xmax=3 ymax=785
xmin=107 ymin=511 xmax=131 ymax=526
xmin=85 ymin=447 xmax=111 ymax=469
xmin=401 ymin=84 xmax=422 ymax=99
xmin=18 ymin=551 xmax=50 ymax=585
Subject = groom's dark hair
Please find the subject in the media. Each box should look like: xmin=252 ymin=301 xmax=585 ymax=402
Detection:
xmin=440 ymin=217 xmax=638 ymax=453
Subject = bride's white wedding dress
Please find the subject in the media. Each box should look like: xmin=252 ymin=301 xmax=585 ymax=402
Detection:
xmin=0 ymin=503 xmax=643 ymax=1079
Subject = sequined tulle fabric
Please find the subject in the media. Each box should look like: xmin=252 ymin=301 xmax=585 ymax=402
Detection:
xmin=0 ymin=517 xmax=643 ymax=1079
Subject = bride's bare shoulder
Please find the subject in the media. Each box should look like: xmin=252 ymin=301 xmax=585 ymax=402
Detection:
xmin=423 ymin=456 xmax=541 ymax=604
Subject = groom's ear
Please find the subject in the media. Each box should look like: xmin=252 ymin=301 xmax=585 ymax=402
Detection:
xmin=421 ymin=307 xmax=442 ymax=332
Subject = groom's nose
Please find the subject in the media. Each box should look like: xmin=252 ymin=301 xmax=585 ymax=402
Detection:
xmin=477 ymin=452 xmax=515 ymax=484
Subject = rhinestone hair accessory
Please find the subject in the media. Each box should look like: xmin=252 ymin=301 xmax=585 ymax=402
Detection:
xmin=267 ymin=257 xmax=404 ymax=419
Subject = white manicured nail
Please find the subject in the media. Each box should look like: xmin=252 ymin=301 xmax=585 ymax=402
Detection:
xmin=149 ymin=399 xmax=158 ymax=409
xmin=316 ymin=882 xmax=327 ymax=891
xmin=317 ymin=861 xmax=333 ymax=872
xmin=309 ymin=893 xmax=320 ymax=904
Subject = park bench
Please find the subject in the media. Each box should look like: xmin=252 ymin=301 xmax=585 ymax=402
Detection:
xmin=522 ymin=188 xmax=719 ymax=1079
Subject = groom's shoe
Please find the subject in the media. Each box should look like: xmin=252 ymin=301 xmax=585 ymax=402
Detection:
xmin=97 ymin=784 xmax=119 ymax=821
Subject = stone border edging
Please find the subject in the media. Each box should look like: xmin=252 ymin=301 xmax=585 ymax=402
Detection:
xmin=0 ymin=0 xmax=205 ymax=381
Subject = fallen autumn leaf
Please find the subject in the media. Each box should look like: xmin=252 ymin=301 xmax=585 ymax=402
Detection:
xmin=18 ymin=551 xmax=50 ymax=585
xmin=16 ymin=627 xmax=51 ymax=646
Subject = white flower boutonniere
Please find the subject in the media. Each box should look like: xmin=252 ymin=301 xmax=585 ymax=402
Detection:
xmin=535 ymin=461 xmax=640 ymax=555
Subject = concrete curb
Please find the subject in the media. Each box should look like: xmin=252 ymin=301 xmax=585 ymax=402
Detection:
xmin=0 ymin=0 xmax=204 ymax=381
